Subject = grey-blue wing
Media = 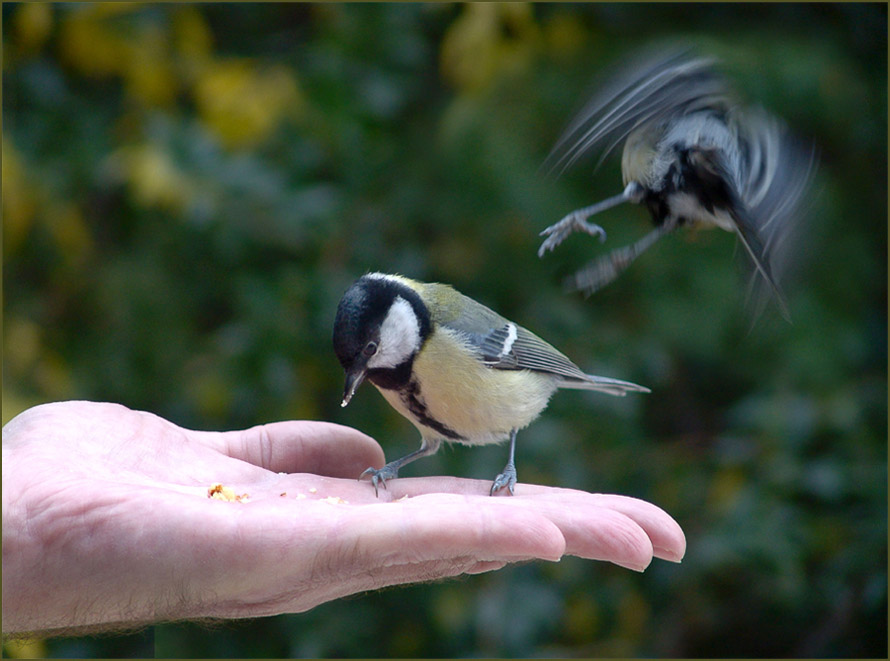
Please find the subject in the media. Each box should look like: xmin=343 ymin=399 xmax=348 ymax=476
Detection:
xmin=476 ymin=323 xmax=520 ymax=368
xmin=454 ymin=318 xmax=602 ymax=383
xmin=508 ymin=327 xmax=590 ymax=380
xmin=431 ymin=289 xmax=589 ymax=379
xmin=430 ymin=286 xmax=648 ymax=394
xmin=471 ymin=324 xmax=649 ymax=395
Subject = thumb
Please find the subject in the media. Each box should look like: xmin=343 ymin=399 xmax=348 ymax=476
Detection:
xmin=204 ymin=420 xmax=386 ymax=478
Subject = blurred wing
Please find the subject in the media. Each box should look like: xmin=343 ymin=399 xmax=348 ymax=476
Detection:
xmin=544 ymin=45 xmax=731 ymax=176
xmin=730 ymin=203 xmax=790 ymax=321
xmin=733 ymin=108 xmax=817 ymax=320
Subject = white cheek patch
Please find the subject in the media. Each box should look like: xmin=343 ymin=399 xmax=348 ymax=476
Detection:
xmin=368 ymin=296 xmax=421 ymax=369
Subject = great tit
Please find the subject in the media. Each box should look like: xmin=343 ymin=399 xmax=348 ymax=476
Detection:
xmin=332 ymin=272 xmax=649 ymax=496
xmin=538 ymin=46 xmax=815 ymax=321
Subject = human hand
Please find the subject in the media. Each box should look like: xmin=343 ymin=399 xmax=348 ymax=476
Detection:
xmin=2 ymin=401 xmax=685 ymax=636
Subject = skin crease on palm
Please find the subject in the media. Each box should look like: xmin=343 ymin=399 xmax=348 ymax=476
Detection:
xmin=1 ymin=400 xmax=686 ymax=636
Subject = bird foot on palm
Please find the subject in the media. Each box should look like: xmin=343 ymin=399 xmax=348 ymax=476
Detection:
xmin=360 ymin=464 xmax=400 ymax=497
xmin=490 ymin=463 xmax=517 ymax=496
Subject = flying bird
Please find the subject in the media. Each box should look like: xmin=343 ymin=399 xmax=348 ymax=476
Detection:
xmin=538 ymin=46 xmax=815 ymax=320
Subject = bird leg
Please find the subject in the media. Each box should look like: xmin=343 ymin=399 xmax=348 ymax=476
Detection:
xmin=566 ymin=221 xmax=675 ymax=296
xmin=538 ymin=182 xmax=643 ymax=257
xmin=490 ymin=429 xmax=518 ymax=496
xmin=361 ymin=438 xmax=441 ymax=497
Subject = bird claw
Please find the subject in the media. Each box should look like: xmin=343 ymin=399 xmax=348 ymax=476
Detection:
xmin=360 ymin=465 xmax=399 ymax=497
xmin=538 ymin=213 xmax=607 ymax=257
xmin=490 ymin=465 xmax=517 ymax=496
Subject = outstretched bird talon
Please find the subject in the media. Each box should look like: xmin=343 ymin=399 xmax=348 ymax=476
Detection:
xmin=538 ymin=214 xmax=608 ymax=257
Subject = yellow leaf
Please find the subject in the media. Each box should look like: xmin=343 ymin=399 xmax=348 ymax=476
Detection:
xmin=125 ymin=25 xmax=177 ymax=107
xmin=1 ymin=140 xmax=38 ymax=257
xmin=543 ymin=11 xmax=588 ymax=59
xmin=58 ymin=6 xmax=133 ymax=78
xmin=194 ymin=60 xmax=302 ymax=149
xmin=109 ymin=144 xmax=192 ymax=213
xmin=4 ymin=317 xmax=42 ymax=377
xmin=173 ymin=6 xmax=214 ymax=78
xmin=13 ymin=2 xmax=53 ymax=56
xmin=3 ymin=637 xmax=47 ymax=659
xmin=440 ymin=4 xmax=500 ymax=92
xmin=440 ymin=3 xmax=540 ymax=93
xmin=48 ymin=203 xmax=93 ymax=266
xmin=1 ymin=389 xmax=45 ymax=428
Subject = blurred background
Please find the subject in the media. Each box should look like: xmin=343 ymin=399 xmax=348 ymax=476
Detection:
xmin=2 ymin=2 xmax=886 ymax=657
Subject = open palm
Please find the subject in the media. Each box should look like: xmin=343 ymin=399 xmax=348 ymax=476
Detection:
xmin=2 ymin=401 xmax=685 ymax=636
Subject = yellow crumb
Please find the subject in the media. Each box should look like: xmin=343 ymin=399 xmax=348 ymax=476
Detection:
xmin=321 ymin=496 xmax=348 ymax=505
xmin=207 ymin=483 xmax=249 ymax=502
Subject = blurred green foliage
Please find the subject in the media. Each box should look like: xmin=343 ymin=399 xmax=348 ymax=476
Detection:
xmin=3 ymin=3 xmax=886 ymax=658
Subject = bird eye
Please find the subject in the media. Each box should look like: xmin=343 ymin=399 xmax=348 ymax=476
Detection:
xmin=363 ymin=341 xmax=378 ymax=357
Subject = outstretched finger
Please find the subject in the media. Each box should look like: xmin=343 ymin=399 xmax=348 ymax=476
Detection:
xmin=371 ymin=476 xmax=685 ymax=568
xmin=581 ymin=494 xmax=686 ymax=563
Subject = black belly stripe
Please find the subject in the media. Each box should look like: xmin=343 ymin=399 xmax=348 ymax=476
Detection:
xmin=403 ymin=379 xmax=464 ymax=440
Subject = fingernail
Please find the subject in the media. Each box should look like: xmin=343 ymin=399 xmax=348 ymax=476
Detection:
xmin=654 ymin=546 xmax=685 ymax=563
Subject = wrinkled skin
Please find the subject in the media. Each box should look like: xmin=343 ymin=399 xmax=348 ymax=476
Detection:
xmin=2 ymin=401 xmax=685 ymax=636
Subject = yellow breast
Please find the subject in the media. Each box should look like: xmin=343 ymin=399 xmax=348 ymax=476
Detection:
xmin=378 ymin=327 xmax=558 ymax=446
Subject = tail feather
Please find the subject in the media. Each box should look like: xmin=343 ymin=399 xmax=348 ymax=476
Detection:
xmin=558 ymin=373 xmax=651 ymax=396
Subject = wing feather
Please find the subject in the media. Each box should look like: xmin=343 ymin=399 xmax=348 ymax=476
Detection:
xmin=544 ymin=46 xmax=731 ymax=176
xmin=732 ymin=109 xmax=816 ymax=320
xmin=419 ymin=282 xmax=648 ymax=395
xmin=423 ymin=285 xmax=648 ymax=395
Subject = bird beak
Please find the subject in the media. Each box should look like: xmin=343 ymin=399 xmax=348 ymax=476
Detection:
xmin=341 ymin=367 xmax=367 ymax=407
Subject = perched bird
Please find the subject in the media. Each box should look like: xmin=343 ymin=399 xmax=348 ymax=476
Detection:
xmin=538 ymin=46 xmax=815 ymax=320
xmin=332 ymin=272 xmax=649 ymax=496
